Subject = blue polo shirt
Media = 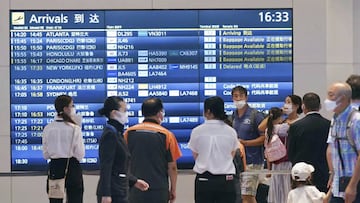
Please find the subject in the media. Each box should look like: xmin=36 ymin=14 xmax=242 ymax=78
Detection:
xmin=232 ymin=107 xmax=265 ymax=165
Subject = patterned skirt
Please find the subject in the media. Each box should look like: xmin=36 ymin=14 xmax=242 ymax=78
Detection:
xmin=267 ymin=161 xmax=292 ymax=203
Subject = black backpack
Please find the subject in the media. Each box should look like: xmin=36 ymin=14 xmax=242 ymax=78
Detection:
xmin=233 ymin=148 xmax=245 ymax=175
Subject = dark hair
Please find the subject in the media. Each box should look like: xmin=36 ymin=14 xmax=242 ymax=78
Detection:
xmin=142 ymin=97 xmax=164 ymax=117
xmin=204 ymin=96 xmax=227 ymax=120
xmin=302 ymin=92 xmax=320 ymax=111
xmin=98 ymin=96 xmax=124 ymax=118
xmin=231 ymin=86 xmax=248 ymax=97
xmin=290 ymin=178 xmax=313 ymax=189
xmin=346 ymin=74 xmax=360 ymax=100
xmin=288 ymin=94 xmax=303 ymax=114
xmin=54 ymin=95 xmax=76 ymax=125
xmin=266 ymin=107 xmax=283 ymax=143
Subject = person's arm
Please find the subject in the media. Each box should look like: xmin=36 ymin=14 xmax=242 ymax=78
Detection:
xmin=258 ymin=116 xmax=269 ymax=133
xmin=345 ymin=151 xmax=360 ymax=203
xmin=101 ymin=197 xmax=112 ymax=203
xmin=189 ymin=129 xmax=198 ymax=159
xmin=323 ymin=189 xmax=331 ymax=203
xmin=98 ymin=131 xmax=117 ymax=197
xmin=168 ymin=161 xmax=178 ymax=203
xmin=287 ymin=125 xmax=296 ymax=162
xmin=133 ymin=179 xmax=149 ymax=191
xmin=240 ymin=134 xmax=265 ymax=146
xmin=42 ymin=127 xmax=50 ymax=159
xmin=266 ymin=160 xmax=272 ymax=177
xmin=73 ymin=126 xmax=85 ymax=161
xmin=240 ymin=111 xmax=266 ymax=146
xmin=326 ymin=144 xmax=334 ymax=191
xmin=192 ymin=151 xmax=198 ymax=160
xmin=239 ymin=143 xmax=247 ymax=171
xmin=287 ymin=190 xmax=293 ymax=203
xmin=128 ymin=173 xmax=138 ymax=187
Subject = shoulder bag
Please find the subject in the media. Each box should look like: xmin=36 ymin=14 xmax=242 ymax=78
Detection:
xmin=48 ymin=127 xmax=75 ymax=199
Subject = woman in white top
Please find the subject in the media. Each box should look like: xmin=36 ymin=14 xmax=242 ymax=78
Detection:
xmin=42 ymin=95 xmax=85 ymax=203
xmin=189 ymin=96 xmax=239 ymax=203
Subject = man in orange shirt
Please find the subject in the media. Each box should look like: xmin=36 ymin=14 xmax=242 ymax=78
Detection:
xmin=124 ymin=97 xmax=182 ymax=203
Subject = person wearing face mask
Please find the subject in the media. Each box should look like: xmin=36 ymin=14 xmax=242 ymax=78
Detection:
xmin=70 ymin=107 xmax=83 ymax=127
xmin=97 ymin=96 xmax=149 ymax=203
xmin=124 ymin=97 xmax=182 ymax=203
xmin=282 ymin=95 xmax=303 ymax=124
xmin=258 ymin=94 xmax=303 ymax=133
xmin=325 ymin=82 xmax=360 ymax=203
xmin=287 ymin=92 xmax=330 ymax=193
xmin=230 ymin=86 xmax=266 ymax=203
xmin=42 ymin=94 xmax=85 ymax=203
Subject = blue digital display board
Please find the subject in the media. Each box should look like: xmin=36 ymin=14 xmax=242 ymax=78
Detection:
xmin=10 ymin=9 xmax=293 ymax=171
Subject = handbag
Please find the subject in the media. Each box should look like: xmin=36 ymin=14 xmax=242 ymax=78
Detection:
xmin=264 ymin=134 xmax=287 ymax=162
xmin=48 ymin=175 xmax=66 ymax=199
xmin=48 ymin=126 xmax=75 ymax=199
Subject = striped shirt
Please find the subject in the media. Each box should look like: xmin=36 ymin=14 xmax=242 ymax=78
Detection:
xmin=327 ymin=105 xmax=360 ymax=197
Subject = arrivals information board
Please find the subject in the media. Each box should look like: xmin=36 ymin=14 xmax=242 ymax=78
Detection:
xmin=10 ymin=9 xmax=293 ymax=170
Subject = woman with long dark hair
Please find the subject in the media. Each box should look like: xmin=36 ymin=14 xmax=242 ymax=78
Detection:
xmin=43 ymin=94 xmax=85 ymax=203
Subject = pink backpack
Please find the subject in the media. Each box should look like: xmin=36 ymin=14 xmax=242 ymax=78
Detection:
xmin=264 ymin=134 xmax=287 ymax=162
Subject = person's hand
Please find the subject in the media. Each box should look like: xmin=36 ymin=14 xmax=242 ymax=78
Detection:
xmin=101 ymin=196 xmax=111 ymax=203
xmin=239 ymin=139 xmax=247 ymax=146
xmin=344 ymin=184 xmax=357 ymax=203
xmin=134 ymin=179 xmax=149 ymax=191
xmin=169 ymin=188 xmax=176 ymax=203
xmin=323 ymin=189 xmax=331 ymax=203
xmin=327 ymin=173 xmax=333 ymax=189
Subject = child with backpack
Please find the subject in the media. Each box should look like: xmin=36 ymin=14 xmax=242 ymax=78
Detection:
xmin=264 ymin=107 xmax=292 ymax=203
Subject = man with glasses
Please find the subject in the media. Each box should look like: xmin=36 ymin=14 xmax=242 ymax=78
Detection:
xmin=325 ymin=82 xmax=360 ymax=203
xmin=124 ymin=97 xmax=182 ymax=203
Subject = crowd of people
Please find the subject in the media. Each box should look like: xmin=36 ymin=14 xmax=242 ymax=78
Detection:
xmin=41 ymin=74 xmax=360 ymax=203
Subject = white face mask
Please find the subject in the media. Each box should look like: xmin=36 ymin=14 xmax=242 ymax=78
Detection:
xmin=324 ymin=99 xmax=338 ymax=112
xmin=72 ymin=114 xmax=82 ymax=126
xmin=283 ymin=103 xmax=293 ymax=115
xmin=234 ymin=100 xmax=246 ymax=109
xmin=69 ymin=107 xmax=76 ymax=116
xmin=114 ymin=111 xmax=128 ymax=125
xmin=159 ymin=110 xmax=165 ymax=124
